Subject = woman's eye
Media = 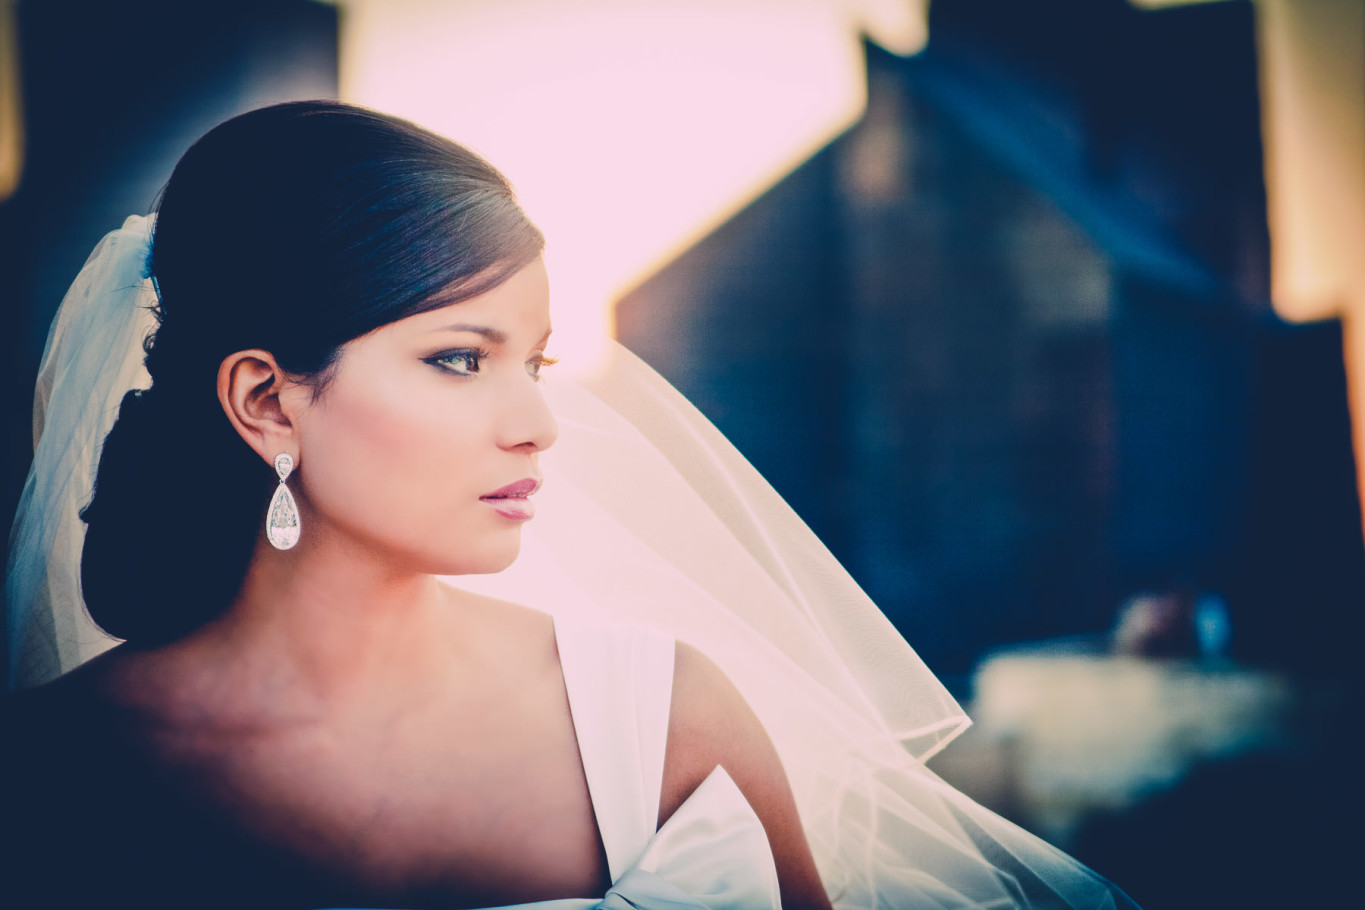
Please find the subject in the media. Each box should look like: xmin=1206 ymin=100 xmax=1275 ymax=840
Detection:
xmin=430 ymin=349 xmax=485 ymax=377
xmin=526 ymin=353 xmax=559 ymax=381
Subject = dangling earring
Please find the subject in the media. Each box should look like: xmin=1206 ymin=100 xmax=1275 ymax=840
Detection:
xmin=266 ymin=452 xmax=301 ymax=550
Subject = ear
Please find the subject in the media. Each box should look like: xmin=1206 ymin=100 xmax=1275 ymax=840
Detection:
xmin=217 ymin=349 xmax=304 ymax=467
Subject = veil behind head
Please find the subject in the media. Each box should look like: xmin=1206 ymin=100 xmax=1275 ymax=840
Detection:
xmin=8 ymin=215 xmax=1135 ymax=907
xmin=5 ymin=215 xmax=153 ymax=689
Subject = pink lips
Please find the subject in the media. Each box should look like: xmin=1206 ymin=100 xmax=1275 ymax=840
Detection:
xmin=480 ymin=477 xmax=541 ymax=521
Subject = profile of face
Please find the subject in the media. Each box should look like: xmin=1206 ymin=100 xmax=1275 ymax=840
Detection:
xmin=281 ymin=258 xmax=558 ymax=576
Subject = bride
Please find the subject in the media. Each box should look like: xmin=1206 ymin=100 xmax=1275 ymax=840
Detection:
xmin=3 ymin=102 xmax=1136 ymax=909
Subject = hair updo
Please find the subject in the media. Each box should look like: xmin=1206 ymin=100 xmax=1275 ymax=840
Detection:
xmin=80 ymin=101 xmax=545 ymax=645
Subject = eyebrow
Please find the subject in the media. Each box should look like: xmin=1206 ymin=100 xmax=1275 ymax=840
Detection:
xmin=440 ymin=324 xmax=507 ymax=344
xmin=439 ymin=324 xmax=554 ymax=346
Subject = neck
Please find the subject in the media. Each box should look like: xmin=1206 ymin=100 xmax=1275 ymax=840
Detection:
xmin=199 ymin=523 xmax=464 ymax=702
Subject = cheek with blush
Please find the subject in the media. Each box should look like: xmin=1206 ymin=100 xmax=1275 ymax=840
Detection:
xmin=295 ymin=376 xmax=433 ymax=537
xmin=291 ymin=370 xmax=521 ymax=573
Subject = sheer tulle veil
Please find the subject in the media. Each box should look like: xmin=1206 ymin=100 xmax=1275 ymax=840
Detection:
xmin=6 ymin=215 xmax=153 ymax=686
xmin=5 ymin=215 xmax=1136 ymax=908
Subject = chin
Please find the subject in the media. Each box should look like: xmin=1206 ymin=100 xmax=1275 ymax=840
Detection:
xmin=429 ymin=534 xmax=523 ymax=577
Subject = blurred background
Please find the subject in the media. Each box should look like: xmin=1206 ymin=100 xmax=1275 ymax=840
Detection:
xmin=2 ymin=0 xmax=1361 ymax=906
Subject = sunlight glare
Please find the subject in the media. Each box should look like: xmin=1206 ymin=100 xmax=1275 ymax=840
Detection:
xmin=336 ymin=0 xmax=925 ymax=372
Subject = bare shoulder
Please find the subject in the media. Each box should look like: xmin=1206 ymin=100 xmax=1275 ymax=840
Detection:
xmin=1 ymin=647 xmax=145 ymax=761
xmin=444 ymin=584 xmax=553 ymax=632
xmin=25 ymin=643 xmax=154 ymax=716
xmin=662 ymin=641 xmax=833 ymax=910
xmin=440 ymin=583 xmax=559 ymax=665
xmin=663 ymin=641 xmax=773 ymax=797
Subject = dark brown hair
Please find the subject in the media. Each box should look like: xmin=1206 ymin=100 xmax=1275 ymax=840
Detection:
xmin=80 ymin=101 xmax=544 ymax=644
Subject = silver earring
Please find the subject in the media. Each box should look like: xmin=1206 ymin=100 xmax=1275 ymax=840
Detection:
xmin=266 ymin=453 xmax=301 ymax=550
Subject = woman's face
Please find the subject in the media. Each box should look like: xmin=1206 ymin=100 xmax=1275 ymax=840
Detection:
xmin=288 ymin=258 xmax=558 ymax=575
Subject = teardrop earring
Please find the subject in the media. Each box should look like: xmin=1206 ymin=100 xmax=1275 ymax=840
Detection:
xmin=266 ymin=452 xmax=301 ymax=550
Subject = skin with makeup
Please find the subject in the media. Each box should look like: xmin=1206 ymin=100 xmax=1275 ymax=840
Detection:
xmin=2 ymin=117 xmax=832 ymax=905
xmin=5 ymin=95 xmax=1149 ymax=910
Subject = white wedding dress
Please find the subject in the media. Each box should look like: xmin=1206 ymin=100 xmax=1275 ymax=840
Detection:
xmin=548 ymin=617 xmax=780 ymax=910
xmin=320 ymin=617 xmax=781 ymax=910
xmin=6 ymin=216 xmax=1138 ymax=909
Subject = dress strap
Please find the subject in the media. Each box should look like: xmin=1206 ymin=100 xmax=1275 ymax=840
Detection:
xmin=553 ymin=616 xmax=675 ymax=883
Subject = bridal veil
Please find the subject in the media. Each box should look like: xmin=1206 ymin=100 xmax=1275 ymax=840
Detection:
xmin=6 ymin=215 xmax=1135 ymax=908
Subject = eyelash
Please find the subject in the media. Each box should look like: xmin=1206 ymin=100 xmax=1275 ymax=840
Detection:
xmin=428 ymin=348 xmax=559 ymax=381
xmin=429 ymin=347 xmax=490 ymax=377
xmin=527 ymin=353 xmax=560 ymax=382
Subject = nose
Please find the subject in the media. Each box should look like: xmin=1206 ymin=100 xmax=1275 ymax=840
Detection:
xmin=499 ymin=378 xmax=559 ymax=453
